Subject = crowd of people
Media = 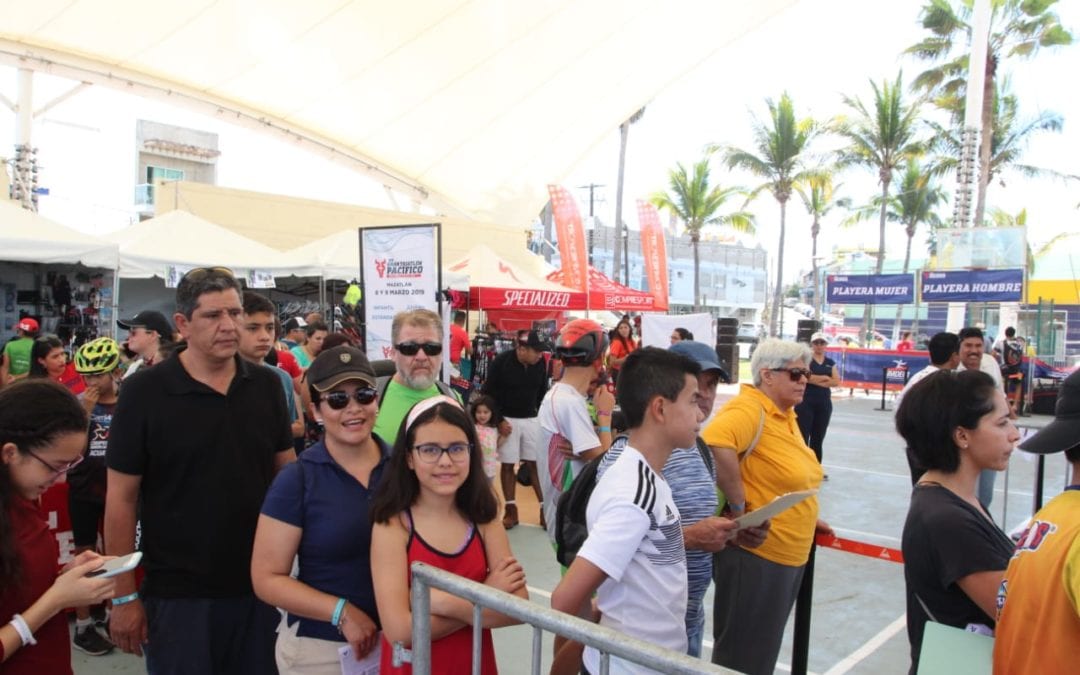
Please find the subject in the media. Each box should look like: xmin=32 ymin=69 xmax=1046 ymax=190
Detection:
xmin=1 ymin=278 xmax=1076 ymax=674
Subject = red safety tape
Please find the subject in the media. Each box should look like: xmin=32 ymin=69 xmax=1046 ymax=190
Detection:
xmin=815 ymin=533 xmax=904 ymax=564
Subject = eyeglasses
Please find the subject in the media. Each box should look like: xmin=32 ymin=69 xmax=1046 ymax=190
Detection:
xmin=321 ymin=387 xmax=378 ymax=410
xmin=395 ymin=342 xmax=443 ymax=357
xmin=769 ymin=367 xmax=812 ymax=381
xmin=412 ymin=442 xmax=472 ymax=464
xmin=26 ymin=449 xmax=84 ymax=477
xmin=181 ymin=267 xmax=235 ymax=282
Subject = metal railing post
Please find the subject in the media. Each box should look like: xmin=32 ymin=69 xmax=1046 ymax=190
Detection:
xmin=408 ymin=571 xmax=432 ymax=673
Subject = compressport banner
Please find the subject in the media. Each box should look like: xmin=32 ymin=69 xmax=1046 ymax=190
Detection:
xmin=826 ymin=273 xmax=915 ymax=304
xmin=360 ymin=224 xmax=441 ymax=362
xmin=920 ymin=269 xmax=1023 ymax=302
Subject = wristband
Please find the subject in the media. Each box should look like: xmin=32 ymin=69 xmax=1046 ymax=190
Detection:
xmin=331 ymin=597 xmax=347 ymax=628
xmin=597 ymin=426 xmax=611 ymax=433
xmin=10 ymin=614 xmax=35 ymax=646
xmin=111 ymin=592 xmax=140 ymax=606
xmin=596 ymin=411 xmax=612 ymax=417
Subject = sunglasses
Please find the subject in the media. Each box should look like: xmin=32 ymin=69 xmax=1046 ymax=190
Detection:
xmin=811 ymin=340 xmax=827 ymax=345
xmin=181 ymin=266 xmax=235 ymax=282
xmin=412 ymin=442 xmax=472 ymax=464
xmin=321 ymin=387 xmax=378 ymax=410
xmin=769 ymin=367 xmax=812 ymax=381
xmin=26 ymin=448 xmax=85 ymax=477
xmin=395 ymin=341 xmax=443 ymax=357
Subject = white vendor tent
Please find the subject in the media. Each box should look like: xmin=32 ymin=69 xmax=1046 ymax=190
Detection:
xmin=0 ymin=199 xmax=118 ymax=268
xmin=104 ymin=210 xmax=319 ymax=279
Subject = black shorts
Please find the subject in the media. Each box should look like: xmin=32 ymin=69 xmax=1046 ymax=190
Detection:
xmin=67 ymin=496 xmax=105 ymax=548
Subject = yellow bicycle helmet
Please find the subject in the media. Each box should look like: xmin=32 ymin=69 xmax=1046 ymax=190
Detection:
xmin=74 ymin=337 xmax=121 ymax=375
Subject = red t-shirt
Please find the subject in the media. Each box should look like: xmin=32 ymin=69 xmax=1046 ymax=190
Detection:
xmin=897 ymin=339 xmax=915 ymax=353
xmin=54 ymin=361 xmax=85 ymax=395
xmin=275 ymin=349 xmax=302 ymax=380
xmin=0 ymin=497 xmax=72 ymax=673
xmin=449 ymin=324 xmax=469 ymax=365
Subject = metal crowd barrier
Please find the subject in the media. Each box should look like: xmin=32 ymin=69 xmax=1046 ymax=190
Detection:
xmin=398 ymin=561 xmax=736 ymax=675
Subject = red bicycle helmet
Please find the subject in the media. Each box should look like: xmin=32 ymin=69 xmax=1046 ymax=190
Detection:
xmin=554 ymin=319 xmax=609 ymax=366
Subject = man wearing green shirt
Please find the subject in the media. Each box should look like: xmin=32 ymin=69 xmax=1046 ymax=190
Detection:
xmin=1 ymin=317 xmax=39 ymax=387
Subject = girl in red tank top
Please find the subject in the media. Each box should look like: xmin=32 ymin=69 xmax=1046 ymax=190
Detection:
xmin=371 ymin=396 xmax=528 ymax=675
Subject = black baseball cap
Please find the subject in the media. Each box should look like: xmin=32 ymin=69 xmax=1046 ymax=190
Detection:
xmin=517 ymin=330 xmax=552 ymax=351
xmin=283 ymin=317 xmax=308 ymax=332
xmin=117 ymin=310 xmax=173 ymax=339
xmin=307 ymin=345 xmax=377 ymax=392
xmin=1019 ymin=369 xmax=1080 ymax=455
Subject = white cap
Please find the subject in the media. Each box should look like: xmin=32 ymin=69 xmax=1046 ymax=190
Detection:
xmin=810 ymin=332 xmax=827 ymax=343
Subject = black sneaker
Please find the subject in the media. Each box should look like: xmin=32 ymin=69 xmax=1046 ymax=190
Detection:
xmin=73 ymin=626 xmax=114 ymax=656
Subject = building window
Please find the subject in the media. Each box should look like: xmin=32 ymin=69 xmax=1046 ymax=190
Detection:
xmin=147 ymin=166 xmax=184 ymax=183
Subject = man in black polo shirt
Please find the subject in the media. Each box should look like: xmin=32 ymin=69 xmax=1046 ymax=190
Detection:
xmin=482 ymin=329 xmax=550 ymax=529
xmin=104 ymin=267 xmax=294 ymax=674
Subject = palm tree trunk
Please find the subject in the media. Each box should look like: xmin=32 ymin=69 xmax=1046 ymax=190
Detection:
xmin=865 ymin=177 xmax=890 ymax=338
xmin=894 ymin=227 xmax=914 ymax=342
xmin=692 ymin=235 xmax=701 ymax=313
xmin=613 ymin=120 xmax=629 ymax=283
xmin=770 ymin=200 xmax=787 ymax=337
xmin=973 ymin=58 xmax=996 ymax=228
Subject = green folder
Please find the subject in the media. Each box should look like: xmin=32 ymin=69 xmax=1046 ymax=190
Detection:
xmin=918 ymin=621 xmax=994 ymax=674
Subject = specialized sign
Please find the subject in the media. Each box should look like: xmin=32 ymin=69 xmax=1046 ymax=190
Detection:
xmin=920 ymin=269 xmax=1023 ymax=302
xmin=468 ymin=286 xmax=587 ymax=311
xmin=360 ymin=224 xmax=440 ymax=361
xmin=637 ymin=200 xmax=670 ymax=311
xmin=826 ymin=273 xmax=914 ymax=304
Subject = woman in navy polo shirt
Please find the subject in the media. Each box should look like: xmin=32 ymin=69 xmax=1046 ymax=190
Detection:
xmin=252 ymin=345 xmax=388 ymax=673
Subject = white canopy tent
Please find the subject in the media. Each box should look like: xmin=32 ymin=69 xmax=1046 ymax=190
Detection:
xmin=0 ymin=199 xmax=118 ymax=268
xmin=0 ymin=1 xmax=797 ymax=225
xmin=104 ymin=210 xmax=319 ymax=279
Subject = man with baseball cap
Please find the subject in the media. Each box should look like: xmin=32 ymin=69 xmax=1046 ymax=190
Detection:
xmin=481 ymin=329 xmax=551 ymax=529
xmin=992 ymin=369 xmax=1080 ymax=672
xmin=116 ymin=310 xmax=173 ymax=379
xmin=281 ymin=316 xmax=307 ymax=349
xmin=0 ymin=317 xmax=39 ymax=387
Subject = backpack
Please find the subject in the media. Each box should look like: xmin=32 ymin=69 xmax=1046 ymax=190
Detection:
xmin=1002 ymin=339 xmax=1023 ymax=369
xmin=553 ymin=435 xmax=716 ymax=568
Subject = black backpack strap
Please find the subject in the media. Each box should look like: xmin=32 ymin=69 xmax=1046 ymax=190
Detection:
xmin=376 ymin=374 xmax=460 ymax=405
xmin=695 ymin=436 xmax=715 ymax=478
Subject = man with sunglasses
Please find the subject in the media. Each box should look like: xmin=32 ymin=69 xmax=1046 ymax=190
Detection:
xmin=373 ymin=309 xmax=458 ymax=445
xmin=481 ymin=329 xmax=551 ymax=529
xmin=105 ymin=267 xmax=295 ymax=675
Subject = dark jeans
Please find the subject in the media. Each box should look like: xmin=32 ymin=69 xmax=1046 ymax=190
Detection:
xmin=144 ymin=595 xmax=279 ymax=675
xmin=795 ymin=396 xmax=832 ymax=462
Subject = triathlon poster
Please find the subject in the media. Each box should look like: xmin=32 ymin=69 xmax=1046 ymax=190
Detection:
xmin=359 ymin=224 xmax=441 ymax=362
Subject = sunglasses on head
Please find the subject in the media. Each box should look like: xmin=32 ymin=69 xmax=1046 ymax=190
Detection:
xmin=770 ymin=367 xmax=812 ymax=381
xmin=412 ymin=442 xmax=472 ymax=464
xmin=321 ymin=387 xmax=378 ymax=410
xmin=181 ymin=266 xmax=235 ymax=282
xmin=395 ymin=341 xmax=442 ymax=357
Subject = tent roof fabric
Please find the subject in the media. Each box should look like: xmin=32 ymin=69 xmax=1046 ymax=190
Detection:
xmin=0 ymin=1 xmax=796 ymax=225
xmin=104 ymin=210 xmax=319 ymax=278
xmin=447 ymin=244 xmax=586 ymax=310
xmin=0 ymin=199 xmax=118 ymax=268
xmin=547 ymin=264 xmax=658 ymax=312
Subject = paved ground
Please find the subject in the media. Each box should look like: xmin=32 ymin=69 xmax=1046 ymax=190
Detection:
xmin=73 ymin=387 xmax=1070 ymax=674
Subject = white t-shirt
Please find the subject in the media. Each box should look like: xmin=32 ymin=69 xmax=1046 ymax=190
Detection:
xmin=536 ymin=382 xmax=601 ymax=541
xmin=580 ymin=445 xmax=688 ymax=674
xmin=894 ymin=364 xmax=940 ymax=412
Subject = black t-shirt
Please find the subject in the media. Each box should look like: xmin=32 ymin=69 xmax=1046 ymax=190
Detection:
xmin=901 ymin=484 xmax=1014 ymax=670
xmin=67 ymin=400 xmax=116 ymax=503
xmin=801 ymin=356 xmax=836 ymax=404
xmin=481 ymin=348 xmax=548 ymax=418
xmin=107 ymin=349 xmax=292 ymax=598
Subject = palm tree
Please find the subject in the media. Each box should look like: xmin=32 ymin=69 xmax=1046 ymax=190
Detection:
xmin=835 ymin=73 xmax=924 ymax=335
xmin=713 ymin=93 xmax=817 ymax=336
xmin=907 ymin=0 xmax=1073 ymax=227
xmin=846 ymin=160 xmax=945 ymax=338
xmin=651 ymin=157 xmax=755 ymax=313
xmin=613 ymin=107 xmax=646 ymax=285
xmin=926 ymin=79 xmax=1065 ymax=187
xmin=794 ymin=169 xmax=849 ymax=320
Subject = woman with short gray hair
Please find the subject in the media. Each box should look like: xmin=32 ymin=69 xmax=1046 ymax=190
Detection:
xmin=701 ymin=338 xmax=829 ymax=674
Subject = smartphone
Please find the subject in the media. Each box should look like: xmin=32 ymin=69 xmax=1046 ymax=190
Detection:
xmin=86 ymin=552 xmax=142 ymax=578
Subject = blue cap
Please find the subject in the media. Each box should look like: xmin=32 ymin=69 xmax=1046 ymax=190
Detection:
xmin=669 ymin=340 xmax=724 ymax=373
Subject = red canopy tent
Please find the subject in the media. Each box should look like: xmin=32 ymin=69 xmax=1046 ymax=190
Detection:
xmin=547 ymin=265 xmax=659 ymax=312
xmin=446 ymin=245 xmax=586 ymax=331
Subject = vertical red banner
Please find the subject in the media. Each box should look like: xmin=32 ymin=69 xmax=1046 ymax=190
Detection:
xmin=547 ymin=185 xmax=588 ymax=293
xmin=637 ymin=200 xmax=669 ymax=311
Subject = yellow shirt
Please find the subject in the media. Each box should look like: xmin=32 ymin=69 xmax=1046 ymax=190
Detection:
xmin=702 ymin=384 xmax=822 ymax=567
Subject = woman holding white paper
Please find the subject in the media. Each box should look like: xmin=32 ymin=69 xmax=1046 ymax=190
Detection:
xmin=702 ymin=338 xmax=831 ymax=675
